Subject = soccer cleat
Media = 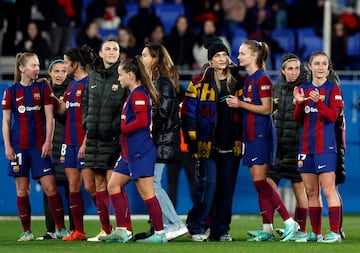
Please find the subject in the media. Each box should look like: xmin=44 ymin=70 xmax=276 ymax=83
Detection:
xmin=247 ymin=230 xmax=262 ymax=237
xmin=18 ymin=230 xmax=34 ymax=242
xmin=280 ymin=221 xmax=299 ymax=242
xmin=190 ymin=234 xmax=208 ymax=242
xmin=320 ymin=231 xmax=342 ymax=243
xmin=138 ymin=233 xmax=167 ymax=243
xmin=87 ymin=229 xmax=107 ymax=242
xmin=62 ymin=230 xmax=86 ymax=241
xmin=275 ymin=228 xmax=284 ymax=236
xmin=247 ymin=230 xmax=274 ymax=242
xmin=56 ymin=228 xmax=70 ymax=239
xmin=292 ymin=231 xmax=308 ymax=242
xmin=300 ymin=232 xmax=323 ymax=242
xmin=99 ymin=228 xmax=130 ymax=243
xmin=219 ymin=233 xmax=233 ymax=242
xmin=36 ymin=232 xmax=57 ymax=240
xmin=165 ymin=225 xmax=188 ymax=241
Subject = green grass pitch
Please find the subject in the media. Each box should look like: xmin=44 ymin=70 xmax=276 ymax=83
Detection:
xmin=0 ymin=215 xmax=359 ymax=253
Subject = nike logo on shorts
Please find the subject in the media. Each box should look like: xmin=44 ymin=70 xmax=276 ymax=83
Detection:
xmin=43 ymin=168 xmax=52 ymax=173
xmin=317 ymin=165 xmax=326 ymax=169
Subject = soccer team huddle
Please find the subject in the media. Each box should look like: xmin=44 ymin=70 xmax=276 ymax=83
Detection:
xmin=2 ymin=38 xmax=345 ymax=244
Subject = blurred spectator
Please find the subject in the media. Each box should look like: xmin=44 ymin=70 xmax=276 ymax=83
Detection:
xmin=76 ymin=20 xmax=103 ymax=53
xmin=221 ymin=0 xmax=249 ymax=30
xmin=184 ymin=0 xmax=223 ymax=28
xmin=271 ymin=0 xmax=288 ymax=29
xmin=164 ymin=15 xmax=196 ymax=71
xmin=37 ymin=0 xmax=81 ymax=58
xmin=192 ymin=13 xmax=231 ymax=69
xmin=1 ymin=0 xmax=17 ymax=55
xmin=244 ymin=0 xmax=275 ymax=35
xmin=128 ymin=0 xmax=163 ymax=49
xmin=331 ymin=17 xmax=348 ymax=70
xmin=244 ymin=0 xmax=284 ymax=69
xmin=86 ymin=0 xmax=126 ymax=29
xmin=16 ymin=20 xmax=51 ymax=69
xmin=147 ymin=24 xmax=165 ymax=44
xmin=117 ymin=27 xmax=138 ymax=60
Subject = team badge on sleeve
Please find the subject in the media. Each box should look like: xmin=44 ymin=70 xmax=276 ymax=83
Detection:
xmin=135 ymin=100 xmax=145 ymax=105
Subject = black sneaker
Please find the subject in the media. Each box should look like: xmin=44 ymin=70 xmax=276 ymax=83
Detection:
xmin=36 ymin=232 xmax=56 ymax=240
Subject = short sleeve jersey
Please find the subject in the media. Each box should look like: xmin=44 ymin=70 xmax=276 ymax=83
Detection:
xmin=242 ymin=69 xmax=274 ymax=142
xmin=298 ymin=80 xmax=344 ymax=154
xmin=2 ymin=81 xmax=55 ymax=149
xmin=62 ymin=76 xmax=87 ymax=146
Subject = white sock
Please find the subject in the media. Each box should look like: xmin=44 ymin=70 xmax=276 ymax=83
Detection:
xmin=262 ymin=223 xmax=274 ymax=234
xmin=284 ymin=217 xmax=294 ymax=225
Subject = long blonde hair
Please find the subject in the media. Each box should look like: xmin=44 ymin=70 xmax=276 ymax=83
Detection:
xmin=200 ymin=59 xmax=239 ymax=92
xmin=14 ymin=52 xmax=38 ymax=82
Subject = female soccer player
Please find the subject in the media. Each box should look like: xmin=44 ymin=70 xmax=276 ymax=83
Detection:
xmin=2 ymin=52 xmax=68 ymax=241
xmin=98 ymin=56 xmax=167 ymax=243
xmin=226 ymin=40 xmax=298 ymax=242
xmin=293 ymin=51 xmax=344 ymax=243
xmin=57 ymin=45 xmax=97 ymax=241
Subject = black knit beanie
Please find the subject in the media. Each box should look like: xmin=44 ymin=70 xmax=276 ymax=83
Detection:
xmin=204 ymin=37 xmax=229 ymax=60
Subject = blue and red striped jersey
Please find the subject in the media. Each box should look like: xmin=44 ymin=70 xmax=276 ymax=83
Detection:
xmin=2 ymin=81 xmax=55 ymax=149
xmin=120 ymin=86 xmax=153 ymax=162
xmin=294 ymin=80 xmax=344 ymax=154
xmin=242 ymin=69 xmax=274 ymax=142
xmin=62 ymin=76 xmax=87 ymax=146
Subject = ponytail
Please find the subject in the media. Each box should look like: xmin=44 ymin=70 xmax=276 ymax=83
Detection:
xmin=14 ymin=52 xmax=37 ymax=83
xmin=242 ymin=40 xmax=269 ymax=70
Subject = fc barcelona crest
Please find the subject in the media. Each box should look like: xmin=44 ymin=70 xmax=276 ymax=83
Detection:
xmin=13 ymin=165 xmax=20 ymax=173
xmin=33 ymin=93 xmax=41 ymax=100
xmin=76 ymin=89 xmax=82 ymax=96
xmin=112 ymin=84 xmax=119 ymax=91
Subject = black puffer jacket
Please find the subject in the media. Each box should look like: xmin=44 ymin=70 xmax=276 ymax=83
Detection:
xmin=271 ymin=65 xmax=309 ymax=178
xmin=82 ymin=60 xmax=127 ymax=169
xmin=52 ymin=80 xmax=70 ymax=182
xmin=152 ymin=76 xmax=181 ymax=164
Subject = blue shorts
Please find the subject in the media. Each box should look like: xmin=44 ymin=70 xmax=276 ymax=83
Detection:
xmin=113 ymin=146 xmax=156 ymax=180
xmin=242 ymin=140 xmax=276 ymax=167
xmin=59 ymin=144 xmax=85 ymax=169
xmin=297 ymin=153 xmax=337 ymax=174
xmin=8 ymin=148 xmax=54 ymax=179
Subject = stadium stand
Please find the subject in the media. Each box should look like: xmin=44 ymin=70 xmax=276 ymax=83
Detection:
xmin=123 ymin=2 xmax=139 ymax=27
xmin=152 ymin=3 xmax=185 ymax=35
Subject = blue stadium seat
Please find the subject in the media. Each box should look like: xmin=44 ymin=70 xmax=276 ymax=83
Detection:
xmin=152 ymin=3 xmax=185 ymax=35
xmin=98 ymin=28 xmax=118 ymax=39
xmin=296 ymin=28 xmax=323 ymax=61
xmin=347 ymin=32 xmax=360 ymax=56
xmin=122 ymin=2 xmax=139 ymax=27
xmin=230 ymin=27 xmax=248 ymax=60
xmin=271 ymin=28 xmax=296 ymax=53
